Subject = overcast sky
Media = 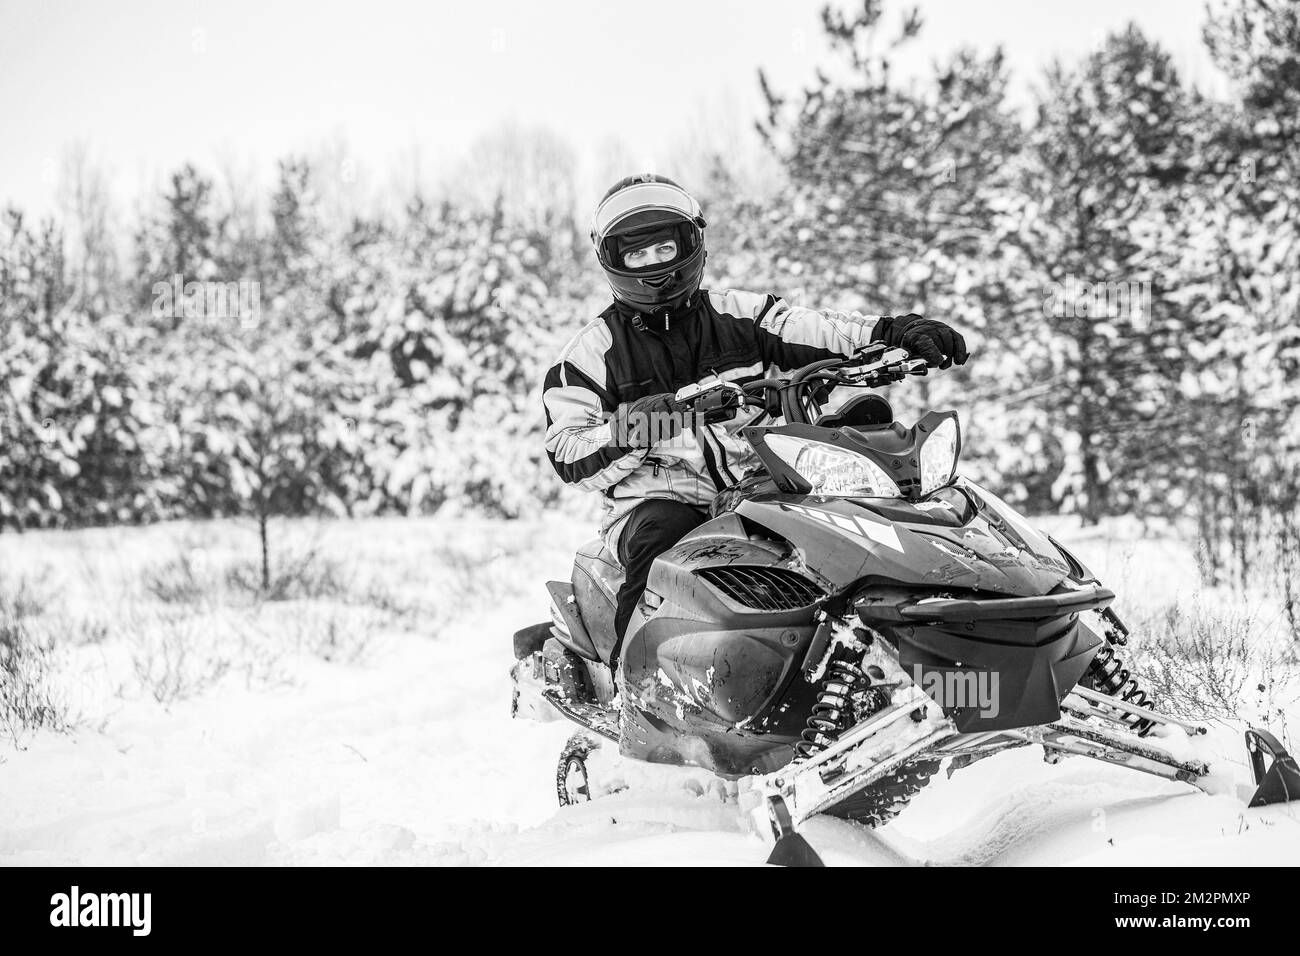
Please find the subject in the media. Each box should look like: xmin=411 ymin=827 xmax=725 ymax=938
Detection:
xmin=0 ymin=0 xmax=1230 ymax=217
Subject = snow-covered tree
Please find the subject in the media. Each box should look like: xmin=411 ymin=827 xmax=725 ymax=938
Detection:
xmin=1173 ymin=0 xmax=1300 ymax=603
xmin=0 ymin=211 xmax=163 ymax=528
xmin=1012 ymin=25 xmax=1198 ymax=522
xmin=750 ymin=1 xmax=1035 ymax=502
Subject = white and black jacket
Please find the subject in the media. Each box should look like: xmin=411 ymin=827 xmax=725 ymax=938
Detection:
xmin=542 ymin=289 xmax=883 ymax=550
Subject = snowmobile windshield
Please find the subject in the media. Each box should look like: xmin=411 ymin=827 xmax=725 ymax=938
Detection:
xmin=757 ymin=412 xmax=961 ymax=501
xmin=960 ymin=479 xmax=1062 ymax=559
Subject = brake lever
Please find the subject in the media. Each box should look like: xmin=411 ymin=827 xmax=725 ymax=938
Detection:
xmin=840 ymin=347 xmax=910 ymax=380
xmin=852 ymin=341 xmax=890 ymax=363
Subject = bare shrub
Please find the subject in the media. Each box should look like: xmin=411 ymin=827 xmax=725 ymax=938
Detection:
xmin=126 ymin=608 xmax=234 ymax=705
xmin=293 ymin=608 xmax=380 ymax=664
xmin=144 ymin=542 xmax=355 ymax=606
xmin=126 ymin=601 xmax=303 ymax=703
xmin=225 ymin=546 xmax=349 ymax=602
xmin=434 ymin=543 xmax=521 ymax=608
xmin=143 ymin=547 xmax=219 ymax=604
xmin=0 ymin=586 xmax=75 ymax=746
xmin=1129 ymin=600 xmax=1300 ymax=731
xmin=2 ymin=578 xmax=48 ymax=620
xmin=352 ymin=579 xmax=423 ymax=625
xmin=1278 ymin=515 xmax=1300 ymax=644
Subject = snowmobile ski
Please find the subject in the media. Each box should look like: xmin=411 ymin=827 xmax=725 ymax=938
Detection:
xmin=1246 ymin=728 xmax=1300 ymax=808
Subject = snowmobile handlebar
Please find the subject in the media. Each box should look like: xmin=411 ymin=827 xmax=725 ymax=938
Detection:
xmin=671 ymin=343 xmax=929 ymax=425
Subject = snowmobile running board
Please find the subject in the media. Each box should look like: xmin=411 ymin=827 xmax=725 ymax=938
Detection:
xmin=509 ymin=654 xmax=620 ymax=742
xmin=540 ymin=689 xmax=620 ymax=743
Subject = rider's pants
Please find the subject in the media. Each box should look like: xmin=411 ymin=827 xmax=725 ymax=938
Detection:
xmin=613 ymin=499 xmax=709 ymax=666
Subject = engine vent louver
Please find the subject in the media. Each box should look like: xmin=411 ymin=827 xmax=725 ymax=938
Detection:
xmin=696 ymin=566 xmax=824 ymax=611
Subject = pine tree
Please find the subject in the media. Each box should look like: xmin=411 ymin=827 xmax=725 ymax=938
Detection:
xmin=752 ymin=0 xmax=1033 ymax=503
xmin=0 ymin=210 xmax=160 ymax=529
xmin=1014 ymin=25 xmax=1197 ymax=522
xmin=1176 ymin=0 xmax=1300 ymax=609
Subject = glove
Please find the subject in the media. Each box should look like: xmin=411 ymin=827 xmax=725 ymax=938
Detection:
xmin=614 ymin=392 xmax=684 ymax=449
xmin=872 ymin=313 xmax=969 ymax=369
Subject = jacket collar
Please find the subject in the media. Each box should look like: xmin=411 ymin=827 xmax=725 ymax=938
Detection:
xmin=613 ymin=294 xmax=700 ymax=334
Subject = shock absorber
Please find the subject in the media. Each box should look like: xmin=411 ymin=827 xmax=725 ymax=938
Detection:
xmin=794 ymin=659 xmax=868 ymax=759
xmin=1098 ymin=606 xmax=1130 ymax=646
xmin=1086 ymin=645 xmax=1156 ymax=736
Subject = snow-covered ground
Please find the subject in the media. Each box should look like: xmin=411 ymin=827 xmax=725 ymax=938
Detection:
xmin=2 ymin=513 xmax=1298 ymax=866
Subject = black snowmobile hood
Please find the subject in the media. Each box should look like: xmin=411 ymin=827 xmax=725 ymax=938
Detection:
xmin=734 ymin=479 xmax=1074 ymax=597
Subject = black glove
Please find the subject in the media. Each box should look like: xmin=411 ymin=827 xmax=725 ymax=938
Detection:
xmin=872 ymin=313 xmax=969 ymax=369
xmin=614 ymin=392 xmax=684 ymax=449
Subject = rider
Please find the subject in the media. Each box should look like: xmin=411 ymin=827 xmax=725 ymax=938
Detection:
xmin=542 ymin=174 xmax=968 ymax=667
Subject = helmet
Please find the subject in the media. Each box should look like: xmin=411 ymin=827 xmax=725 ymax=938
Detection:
xmin=591 ymin=174 xmax=707 ymax=314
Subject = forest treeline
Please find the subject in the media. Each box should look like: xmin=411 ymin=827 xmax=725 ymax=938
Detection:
xmin=2 ymin=0 xmax=1296 ymax=603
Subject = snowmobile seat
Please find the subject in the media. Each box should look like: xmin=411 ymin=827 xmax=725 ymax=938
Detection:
xmin=571 ymin=539 xmax=624 ymax=663
xmin=816 ymin=393 xmax=894 ymax=430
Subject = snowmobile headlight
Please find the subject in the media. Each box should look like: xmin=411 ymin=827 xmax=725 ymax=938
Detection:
xmin=766 ymin=435 xmax=902 ymax=497
xmin=918 ymin=415 xmax=959 ymax=494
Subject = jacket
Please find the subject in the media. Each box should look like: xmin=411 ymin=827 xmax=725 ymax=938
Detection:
xmin=542 ymin=288 xmax=883 ymax=551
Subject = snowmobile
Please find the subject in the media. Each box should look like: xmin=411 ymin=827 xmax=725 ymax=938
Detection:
xmin=510 ymin=342 xmax=1300 ymax=866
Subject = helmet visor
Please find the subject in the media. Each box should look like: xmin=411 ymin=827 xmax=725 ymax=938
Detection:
xmin=592 ymin=180 xmax=704 ymax=245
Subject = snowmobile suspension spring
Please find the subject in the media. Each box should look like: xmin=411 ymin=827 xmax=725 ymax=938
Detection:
xmin=1087 ymin=646 xmax=1156 ymax=736
xmin=795 ymin=660 xmax=867 ymax=759
xmin=1099 ymin=607 xmax=1130 ymax=646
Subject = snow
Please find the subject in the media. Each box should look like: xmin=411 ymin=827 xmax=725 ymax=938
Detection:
xmin=2 ymin=514 xmax=1298 ymax=867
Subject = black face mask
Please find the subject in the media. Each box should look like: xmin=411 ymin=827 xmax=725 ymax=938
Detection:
xmin=605 ymin=222 xmax=699 ymax=272
xmin=613 ymin=229 xmax=681 ymax=270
